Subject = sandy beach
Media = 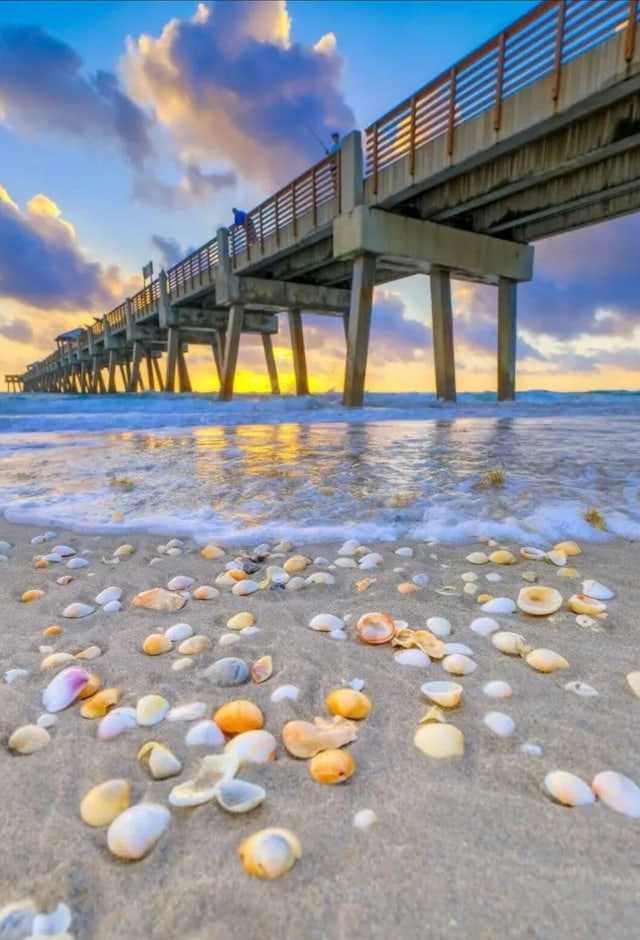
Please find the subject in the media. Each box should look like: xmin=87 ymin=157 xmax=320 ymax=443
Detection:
xmin=1 ymin=520 xmax=639 ymax=940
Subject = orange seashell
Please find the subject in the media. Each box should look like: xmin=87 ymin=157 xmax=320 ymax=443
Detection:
xmin=477 ymin=593 xmax=493 ymax=603
xmin=309 ymin=748 xmax=355 ymax=784
xmin=282 ymin=716 xmax=358 ymax=759
xmin=142 ymin=633 xmax=173 ymax=655
xmin=227 ymin=569 xmax=248 ymax=582
xmin=34 ymin=559 xmax=50 ymax=569
xmin=20 ymin=589 xmax=44 ymax=603
xmin=251 ymin=655 xmax=273 ymax=683
xmin=355 ymin=612 xmax=396 ymax=645
xmin=355 ymin=577 xmax=376 ymax=593
xmin=43 ymin=625 xmax=62 ymax=637
xmin=397 ymin=582 xmax=421 ymax=594
xmin=80 ymin=687 xmax=121 ymax=718
xmin=326 ymin=689 xmax=371 ymax=720
xmin=214 ymin=700 xmax=264 ymax=734
xmin=77 ymin=673 xmax=101 ymax=700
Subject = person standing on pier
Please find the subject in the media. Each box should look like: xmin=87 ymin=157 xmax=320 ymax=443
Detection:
xmin=231 ymin=207 xmax=257 ymax=246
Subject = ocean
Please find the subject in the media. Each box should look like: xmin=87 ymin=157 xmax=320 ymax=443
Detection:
xmin=1 ymin=390 xmax=639 ymax=546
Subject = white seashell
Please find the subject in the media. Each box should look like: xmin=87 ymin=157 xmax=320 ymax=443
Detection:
xmin=215 ymin=778 xmax=266 ymax=813
xmin=626 ymin=672 xmax=640 ymax=698
xmin=521 ymin=742 xmax=543 ymax=756
xmin=285 ymin=576 xmax=307 ymax=590
xmin=565 ymin=681 xmax=598 ymax=697
xmin=338 ymin=539 xmax=360 ymax=556
xmin=95 ymin=586 xmax=122 ymax=605
xmin=443 ymin=643 xmax=473 ymax=656
xmin=520 ymin=546 xmax=546 ymax=560
xmin=66 ymin=557 xmax=89 ymax=569
xmin=220 ymin=633 xmax=242 ymax=647
xmin=394 ymin=649 xmax=430 ymax=667
xmin=32 ymin=902 xmax=72 ymax=937
xmin=102 ymin=599 xmax=122 ymax=614
xmin=169 ymin=753 xmax=239 ymax=807
xmin=442 ymin=654 xmax=476 ymax=676
xmin=466 ymin=552 xmax=489 ymax=564
xmin=426 ymin=617 xmax=451 ymax=637
xmin=568 ymin=594 xmax=607 ymax=617
xmin=37 ymin=713 xmax=57 ymax=729
xmin=270 ymin=685 xmax=299 ymax=702
xmin=358 ymin=552 xmax=383 ymax=568
xmin=330 ymin=629 xmax=347 ymax=640
xmin=8 ymin=724 xmax=51 ymax=754
xmin=436 ymin=585 xmax=461 ymax=596
xmin=62 ymin=602 xmax=95 ymax=619
xmin=172 ymin=657 xmax=194 ymax=672
xmin=464 ymin=582 xmax=478 ymax=596
xmin=544 ymin=771 xmax=595 ymax=807
xmin=166 ymin=538 xmax=184 ymax=549
xmin=42 ymin=665 xmax=90 ymax=712
xmin=142 ymin=743 xmax=182 ymax=780
xmin=353 ymin=809 xmax=377 ymax=829
xmin=481 ymin=596 xmax=516 ymax=615
xmin=485 ymin=572 xmax=502 ymax=583
xmin=41 ymin=652 xmax=75 ymax=670
xmin=420 ymin=681 xmax=462 ymax=708
xmin=149 ymin=557 xmax=163 ymax=565
xmin=525 ymin=648 xmax=569 ymax=673
xmin=5 ymin=668 xmax=30 ymax=683
xmin=0 ymin=898 xmax=36 ymax=937
xmin=348 ymin=678 xmax=366 ymax=691
xmin=546 ymin=550 xmax=567 ymax=566
xmin=395 ymin=546 xmax=413 ymax=557
xmin=185 ymin=719 xmax=225 ymax=747
xmin=167 ymin=575 xmax=195 ymax=591
xmin=581 ymin=579 xmax=614 ymax=601
xmin=306 ymin=572 xmax=335 ymax=585
xmin=461 ymin=572 xmax=478 ymax=582
xmin=482 ymin=680 xmax=513 ymax=699
xmin=414 ymin=723 xmax=464 ymax=758
xmin=113 ymin=543 xmax=135 ymax=556
xmin=592 ymin=770 xmax=640 ymax=817
xmin=393 ymin=620 xmax=408 ymax=631
xmin=241 ymin=626 xmax=261 ymax=636
xmin=491 ymin=631 xmax=527 ymax=656
xmin=107 ymin=803 xmax=171 ymax=860
xmin=576 ymin=614 xmax=598 ymax=629
xmin=167 ymin=702 xmax=207 ymax=722
xmin=98 ymin=707 xmax=138 ymax=740
xmin=334 ymin=557 xmax=357 ymax=568
xmin=309 ymin=613 xmax=344 ymax=633
xmin=232 ymin=580 xmax=260 ymax=596
xmin=136 ymin=694 xmax=170 ymax=727
xmin=413 ymin=573 xmax=429 ymax=586
xmin=224 ymin=729 xmax=277 ymax=765
xmin=517 ymin=585 xmax=563 ymax=616
xmin=483 ymin=711 xmax=515 ymax=737
xmin=469 ymin=616 xmax=499 ymax=637
xmin=313 ymin=556 xmax=329 ymax=565
xmin=165 ymin=622 xmax=194 ymax=642
xmin=52 ymin=545 xmax=76 ymax=557
xmin=43 ymin=553 xmax=62 ymax=563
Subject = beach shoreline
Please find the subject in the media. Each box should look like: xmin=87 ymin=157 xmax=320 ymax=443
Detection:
xmin=1 ymin=519 xmax=639 ymax=940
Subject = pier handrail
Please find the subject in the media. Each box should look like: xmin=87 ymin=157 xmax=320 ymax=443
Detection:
xmin=364 ymin=0 xmax=637 ymax=191
xmin=166 ymin=237 xmax=220 ymax=297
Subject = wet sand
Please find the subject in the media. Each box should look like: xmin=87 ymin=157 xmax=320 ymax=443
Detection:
xmin=1 ymin=521 xmax=639 ymax=940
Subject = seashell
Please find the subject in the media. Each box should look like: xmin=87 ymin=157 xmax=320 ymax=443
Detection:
xmin=553 ymin=540 xmax=581 ymax=556
xmin=56 ymin=574 xmax=75 ymax=585
xmin=5 ymin=668 xmax=30 ymax=683
xmin=466 ymin=552 xmax=489 ymax=565
xmin=170 ymin=752 xmax=239 ymax=807
xmin=172 ymin=657 xmax=194 ymax=672
xmin=43 ymin=625 xmax=62 ymax=636
xmin=544 ymin=770 xmax=594 ymax=807
xmin=95 ymin=586 xmax=122 ymax=605
xmin=353 ymin=809 xmax=377 ymax=829
xmin=132 ymin=588 xmax=186 ymax=611
xmin=442 ymin=654 xmax=476 ymax=676
xmin=201 ymin=543 xmax=226 ymax=559
xmin=521 ymin=742 xmax=543 ymax=756
xmin=483 ymin=680 xmax=513 ymax=698
xmin=626 ymin=672 xmax=640 ymax=698
xmin=101 ymin=556 xmax=120 ymax=565
xmin=165 ymin=622 xmax=193 ymax=642
xmin=443 ymin=642 xmax=473 ymax=656
xmin=74 ymin=644 xmax=102 ymax=662
xmin=270 ymin=684 xmax=299 ymax=702
xmin=204 ymin=657 xmax=250 ymax=687
xmin=307 ymin=572 xmax=335 ymax=585
xmin=193 ymin=585 xmax=220 ymax=600
xmin=41 ymin=652 xmax=75 ymax=670
xmin=167 ymin=575 xmax=195 ymax=591
xmin=338 ymin=539 xmax=360 ymax=556
xmin=397 ymin=582 xmax=420 ymax=593
xmin=178 ymin=634 xmax=210 ymax=655
xmin=185 ymin=719 xmax=225 ymax=747
xmin=107 ymin=803 xmax=170 ymax=860
xmin=80 ymin=687 xmax=121 ymax=718
xmin=481 ymin=596 xmax=516 ymax=615
xmin=228 ymin=612 xmax=255 ymax=631
xmin=355 ymin=612 xmax=396 ymax=645
xmin=216 ymin=572 xmax=236 ymax=587
xmin=33 ymin=713 xmax=56 ymax=730
xmin=238 ymin=827 xmax=301 ymax=879
xmin=167 ymin=701 xmax=207 ymax=722
xmin=309 ymin=613 xmax=344 ymax=633
xmin=592 ymin=770 xmax=640 ymax=818
xmin=426 ymin=616 xmax=451 ymax=637
xmin=0 ymin=898 xmax=37 ymax=938
xmin=216 ymin=778 xmax=266 ymax=813
xmin=335 ymin=557 xmax=358 ymax=568
xmin=568 ymin=594 xmax=607 ymax=617
xmin=394 ymin=649 xmax=430 ymax=667
xmin=359 ymin=552 xmax=383 ymax=568
xmin=483 ymin=711 xmax=515 ymax=737
xmin=414 ymin=723 xmax=464 ymax=758
xmin=77 ymin=672 xmax=101 ymax=699
xmin=395 ymin=546 xmax=413 ymax=557
xmin=309 ymin=748 xmax=355 ymax=784
xmin=52 ymin=544 xmax=75 ymax=557
xmin=469 ymin=616 xmax=499 ymax=637
xmin=581 ymin=579 xmax=614 ymax=601
xmin=20 ymin=589 xmax=44 ymax=603
xmin=80 ymin=778 xmax=130 ymax=826
xmin=142 ymin=634 xmax=173 ymax=656
xmin=220 ymin=633 xmax=241 ymax=647
xmin=32 ymin=902 xmax=72 ymax=938
xmin=565 ymin=681 xmax=598 ymax=697
xmin=42 ymin=553 xmax=62 ymax=564
xmin=42 ymin=665 xmax=90 ymax=712
xmin=136 ymin=694 xmax=170 ymax=726
xmin=251 ymin=655 xmax=273 ymax=683
xmin=98 ymin=707 xmax=137 ymax=740
xmin=330 ymin=629 xmax=347 ymax=641
xmin=62 ymin=602 xmax=95 ymax=619
xmin=103 ymin=600 xmax=122 ymax=613
xmin=420 ymin=681 xmax=462 ymax=708
xmin=545 ymin=550 xmax=567 ymax=567
xmin=557 ymin=567 xmax=579 ymax=579
xmin=224 ymin=729 xmax=277 ymax=765
xmin=349 ymin=678 xmax=366 ymax=691
xmin=214 ymin=700 xmax=264 ymax=734
xmin=282 ymin=716 xmax=357 ymax=758
xmin=517 ymin=585 xmax=563 ymax=616
xmin=8 ymin=724 xmax=51 ymax=755
xmin=283 ymin=554 xmax=311 ymax=573
xmin=464 ymin=583 xmax=478 ymax=596
xmin=486 ymin=572 xmax=502 ymax=583
xmin=66 ymin=556 xmax=89 ymax=569
xmin=489 ymin=550 xmax=516 ymax=565
xmin=525 ymin=648 xmax=569 ymax=673
xmin=462 ymin=572 xmax=479 ymax=582
xmin=230 ymin=580 xmax=258 ymax=597
xmin=227 ymin=568 xmax=249 ymax=582
xmin=113 ymin=543 xmax=135 ymax=556
xmin=520 ymin=546 xmax=546 ymax=561
xmin=166 ymin=547 xmax=182 ymax=556
xmin=326 ymin=689 xmax=371 ymax=720
xmin=138 ymin=741 xmax=182 ymax=779
xmin=437 ymin=585 xmax=461 ymax=596
xmin=491 ymin=631 xmax=528 ymax=656
xmin=285 ymin=576 xmax=306 ymax=591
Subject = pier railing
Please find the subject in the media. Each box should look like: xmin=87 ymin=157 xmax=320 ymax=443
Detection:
xmin=364 ymin=0 xmax=637 ymax=191
xmin=166 ymin=238 xmax=220 ymax=297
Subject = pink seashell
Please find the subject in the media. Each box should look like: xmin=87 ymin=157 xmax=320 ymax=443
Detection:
xmin=42 ymin=666 xmax=91 ymax=713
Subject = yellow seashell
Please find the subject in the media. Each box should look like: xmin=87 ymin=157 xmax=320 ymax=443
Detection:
xmin=557 ymin=567 xmax=579 ymax=578
xmin=43 ymin=625 xmax=62 ymax=636
xmin=227 ymin=569 xmax=248 ymax=582
xmin=238 ymin=827 xmax=302 ymax=879
xmin=545 ymin=550 xmax=567 ymax=567
xmin=80 ymin=687 xmax=121 ymax=718
xmin=8 ymin=724 xmax=51 ymax=754
xmin=309 ymin=748 xmax=355 ymax=784
xmin=34 ymin=558 xmax=49 ymax=569
xmin=41 ymin=652 xmax=75 ymax=670
xmin=283 ymin=554 xmax=311 ymax=574
xmin=142 ymin=634 xmax=173 ymax=655
xmin=112 ymin=510 xmax=124 ymax=522
xmin=567 ymin=594 xmax=607 ymax=617
xmin=214 ymin=700 xmax=264 ymax=734
xmin=74 ymin=644 xmax=102 ymax=661
xmin=251 ymin=655 xmax=273 ymax=683
xmin=489 ymin=550 xmax=517 ymax=565
xmin=138 ymin=741 xmax=182 ymax=779
xmin=227 ymin=612 xmax=255 ymax=631
xmin=77 ymin=673 xmax=101 ymax=699
xmin=420 ymin=681 xmax=463 ymax=708
xmin=517 ymin=585 xmax=563 ymax=616
xmin=282 ymin=716 xmax=358 ymax=758
xmin=477 ymin=593 xmax=493 ymax=603
xmin=414 ymin=723 xmax=464 ymax=758
xmin=132 ymin=587 xmax=186 ymax=611
xmin=397 ymin=582 xmax=420 ymax=593
xmin=80 ymin=779 xmax=130 ymax=827
xmin=413 ymin=631 xmax=446 ymax=659
xmin=525 ymin=648 xmax=569 ymax=673
xmin=355 ymin=611 xmax=396 ymax=645
xmin=20 ymin=589 xmax=44 ymax=603
xmin=553 ymin=540 xmax=581 ymax=556
xmin=178 ymin=634 xmax=211 ymax=655
xmin=113 ymin=543 xmax=135 ymax=556
xmin=326 ymin=688 xmax=371 ymax=720
xmin=418 ymin=705 xmax=448 ymax=724
xmin=355 ymin=577 xmax=376 ymax=593
xmin=201 ymin=543 xmax=225 ymax=559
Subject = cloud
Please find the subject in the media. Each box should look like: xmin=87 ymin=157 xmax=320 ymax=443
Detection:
xmin=0 ymin=25 xmax=153 ymax=166
xmin=122 ymin=1 xmax=355 ymax=188
xmin=150 ymin=235 xmax=194 ymax=269
xmin=134 ymin=163 xmax=236 ymax=208
xmin=0 ymin=316 xmax=33 ymax=343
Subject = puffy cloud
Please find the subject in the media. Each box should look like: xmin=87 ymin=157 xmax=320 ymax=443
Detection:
xmin=122 ymin=1 xmax=354 ymax=188
xmin=150 ymin=235 xmax=195 ymax=269
xmin=0 ymin=25 xmax=153 ymax=166
xmin=133 ymin=163 xmax=236 ymax=208
xmin=0 ymin=316 xmax=33 ymax=343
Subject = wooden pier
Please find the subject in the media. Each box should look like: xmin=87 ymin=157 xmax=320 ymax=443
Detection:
xmin=4 ymin=374 xmax=23 ymax=393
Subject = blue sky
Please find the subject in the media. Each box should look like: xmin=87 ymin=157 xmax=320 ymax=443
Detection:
xmin=0 ymin=0 xmax=638 ymax=392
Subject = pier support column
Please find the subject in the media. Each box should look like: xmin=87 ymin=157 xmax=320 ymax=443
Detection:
xmin=153 ymin=357 xmax=165 ymax=391
xmin=343 ymin=253 xmax=376 ymax=407
xmin=107 ymin=351 xmax=118 ymax=393
xmin=219 ymin=304 xmax=244 ymax=402
xmin=288 ymin=310 xmax=308 ymax=396
xmin=177 ymin=348 xmax=192 ymax=393
xmin=497 ymin=277 xmax=517 ymax=402
xmin=129 ymin=341 xmax=144 ymax=392
xmin=430 ymin=266 xmax=456 ymax=402
xmin=165 ymin=328 xmax=180 ymax=392
xmin=211 ymin=334 xmax=224 ymax=385
xmin=146 ymin=355 xmax=155 ymax=391
xmin=262 ymin=333 xmax=280 ymax=395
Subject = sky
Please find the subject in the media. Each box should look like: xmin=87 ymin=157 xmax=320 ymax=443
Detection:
xmin=0 ymin=0 xmax=638 ymax=395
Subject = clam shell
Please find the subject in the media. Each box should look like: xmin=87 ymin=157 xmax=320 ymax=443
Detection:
xmin=489 ymin=550 xmax=516 ymax=565
xmin=80 ymin=779 xmax=130 ymax=826
xmin=178 ymin=634 xmax=211 ymax=655
xmin=581 ymin=579 xmax=614 ymax=601
xmin=469 ymin=616 xmax=500 ymax=637
xmin=8 ymin=724 xmax=51 ymax=755
xmin=413 ymin=723 xmax=464 ymax=758
xmin=481 ymin=596 xmax=516 ymax=615
xmin=66 ymin=557 xmax=89 ymax=569
xmin=228 ymin=612 xmax=255 ymax=631
xmin=525 ymin=648 xmax=569 ymax=673
xmin=466 ymin=552 xmax=488 ymax=564
xmin=442 ymin=654 xmax=476 ymax=676
xmin=282 ymin=716 xmax=357 ymax=758
xmin=169 ymin=753 xmax=239 ymax=807
xmin=394 ymin=649 xmax=430 ymax=667
xmin=270 ymin=684 xmax=299 ymax=702
xmin=41 ymin=652 xmax=75 ymax=670
xmin=204 ymin=657 xmax=250 ymax=687
xmin=95 ymin=586 xmax=122 ymax=605
xmin=306 ymin=572 xmax=335 ymax=585
xmin=42 ymin=666 xmax=90 ymax=712
xmin=517 ymin=586 xmax=563 ymax=616
xmin=420 ymin=681 xmax=462 ymax=708
xmin=138 ymin=741 xmax=182 ymax=779
xmin=214 ymin=700 xmax=264 ymax=734
xmin=251 ymin=655 xmax=273 ymax=683
xmin=232 ymin=580 xmax=259 ymax=596
xmin=482 ymin=680 xmax=513 ymax=699
xmin=142 ymin=634 xmax=173 ymax=655
xmin=626 ymin=672 xmax=640 ymax=698
xmin=545 ymin=550 xmax=567 ymax=567
xmin=592 ymin=770 xmax=640 ymax=817
xmin=21 ymin=589 xmax=45 ymax=603
xmin=553 ymin=540 xmax=581 ymax=556
xmin=491 ymin=631 xmax=528 ymax=656
xmin=520 ymin=546 xmax=546 ymax=561
xmin=355 ymin=612 xmax=396 ymax=645
xmin=136 ymin=694 xmax=170 ymax=726
xmin=193 ymin=585 xmax=220 ymax=600
xmin=238 ymin=828 xmax=301 ymax=878
xmin=62 ymin=602 xmax=95 ymax=619
xmin=201 ymin=543 xmax=225 ymax=559
xmin=107 ymin=803 xmax=171 ymax=860
xmin=167 ymin=701 xmax=207 ymax=722
xmin=426 ymin=616 xmax=451 ymax=637
xmin=483 ymin=711 xmax=515 ymax=737
xmin=568 ymin=594 xmax=607 ymax=617
xmin=0 ymin=899 xmax=36 ymax=938
xmin=185 ymin=719 xmax=225 ymax=747
xmin=98 ymin=706 xmax=137 ymax=740
xmin=165 ymin=622 xmax=193 ymax=642
xmin=309 ymin=613 xmax=344 ymax=633
xmin=224 ymin=729 xmax=277 ymax=765
xmin=167 ymin=575 xmax=195 ymax=591
xmin=75 ymin=644 xmax=102 ymax=661
xmin=102 ymin=600 xmax=122 ymax=613
xmin=326 ymin=689 xmax=371 ymax=720
xmin=216 ymin=778 xmax=266 ymax=813
xmin=52 ymin=544 xmax=75 ymax=556
xmin=309 ymin=748 xmax=355 ymax=784
xmin=32 ymin=903 xmax=72 ymax=938
xmin=283 ymin=555 xmax=311 ymax=573
xmin=544 ymin=771 xmax=595 ymax=807
xmin=80 ymin=687 xmax=121 ymax=718
xmin=443 ymin=643 xmax=473 ymax=656
xmin=132 ymin=588 xmax=186 ymax=611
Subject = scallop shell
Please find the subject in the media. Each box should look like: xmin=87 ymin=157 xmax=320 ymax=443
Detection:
xmin=80 ymin=779 xmax=130 ymax=826
xmin=482 ymin=680 xmax=513 ymax=699
xmin=42 ymin=666 xmax=90 ymax=712
xmin=581 ymin=579 xmax=614 ymax=601
xmin=62 ymin=602 xmax=95 ymax=619
xmin=413 ymin=723 xmax=464 ymax=758
xmin=591 ymin=770 xmax=640 ymax=818
xmin=517 ymin=586 xmax=563 ymax=616
xmin=309 ymin=748 xmax=355 ymax=784
xmin=481 ymin=596 xmax=516 ymax=615
xmin=8 ymin=724 xmax=51 ymax=754
xmin=355 ymin=612 xmax=396 ymax=645
xmin=136 ymin=694 xmax=170 ymax=726
xmin=224 ymin=729 xmax=277 ymax=765
xmin=185 ymin=719 xmax=225 ymax=747
xmin=491 ymin=631 xmax=528 ymax=656
xmin=98 ymin=706 xmax=138 ymax=740
xmin=216 ymin=778 xmax=266 ymax=813
xmin=544 ymin=771 xmax=595 ymax=807
xmin=165 ymin=622 xmax=193 ymax=642
xmin=251 ymin=655 xmax=273 ymax=683
xmin=525 ymin=648 xmax=569 ymax=673
xmin=568 ymin=594 xmax=607 ymax=617
xmin=107 ymin=803 xmax=171 ymax=860
xmin=309 ymin=613 xmax=344 ymax=633
xmin=80 ymin=687 xmax=121 ymax=718
xmin=282 ymin=716 xmax=358 ymax=758
xmin=132 ymin=588 xmax=186 ymax=611
xmin=238 ymin=827 xmax=301 ymax=879
xmin=214 ymin=700 xmax=264 ymax=734
xmin=326 ymin=689 xmax=371 ymax=720
xmin=169 ymin=752 xmax=239 ymax=807
xmin=138 ymin=741 xmax=182 ymax=779
xmin=483 ymin=711 xmax=515 ymax=737
xmin=142 ymin=634 xmax=173 ymax=655
xmin=442 ymin=654 xmax=476 ymax=676
xmin=420 ymin=681 xmax=462 ymax=708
